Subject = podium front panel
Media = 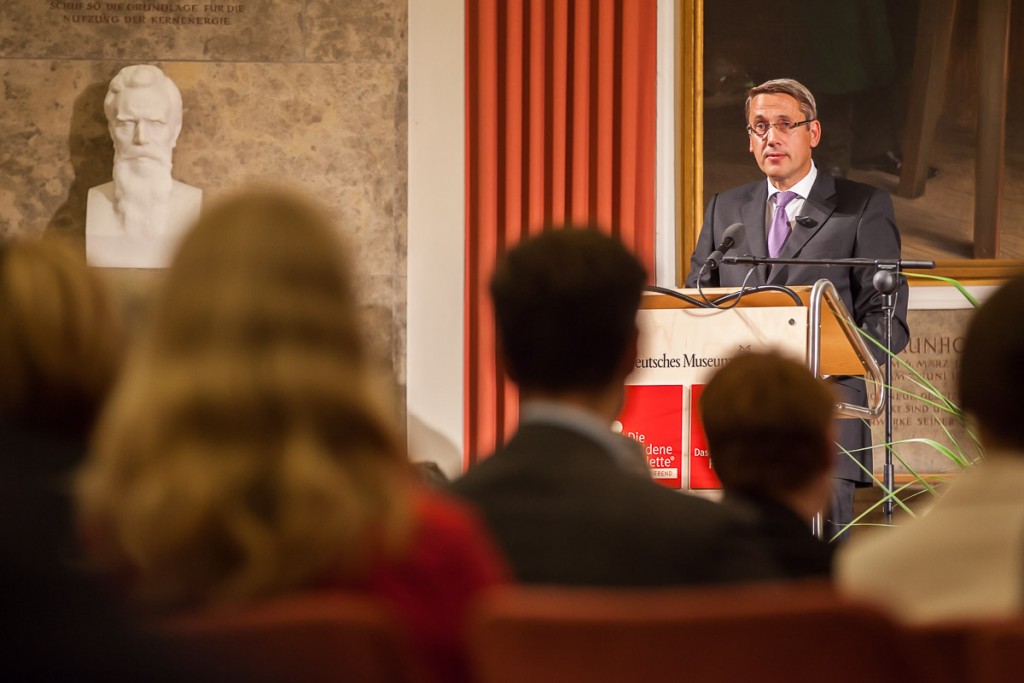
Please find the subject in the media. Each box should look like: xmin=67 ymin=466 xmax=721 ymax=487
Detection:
xmin=617 ymin=306 xmax=808 ymax=491
xmin=628 ymin=307 xmax=808 ymax=385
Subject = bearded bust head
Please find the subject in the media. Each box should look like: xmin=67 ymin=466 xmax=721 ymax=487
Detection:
xmin=86 ymin=65 xmax=202 ymax=269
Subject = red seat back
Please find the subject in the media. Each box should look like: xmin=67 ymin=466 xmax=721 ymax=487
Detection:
xmin=469 ymin=581 xmax=946 ymax=683
xmin=158 ymin=592 xmax=424 ymax=683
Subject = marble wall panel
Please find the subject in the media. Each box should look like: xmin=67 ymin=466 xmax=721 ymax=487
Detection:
xmin=394 ymin=63 xmax=408 ymax=279
xmin=393 ymin=274 xmax=407 ymax=391
xmin=0 ymin=0 xmax=409 ymax=412
xmin=1 ymin=1 xmax=302 ymax=62
xmin=171 ymin=62 xmax=403 ymax=281
xmin=306 ymin=0 xmax=403 ymax=63
xmin=2 ymin=61 xmax=402 ymax=274
xmin=1 ymin=62 xmax=111 ymax=245
xmin=360 ymin=272 xmax=404 ymax=400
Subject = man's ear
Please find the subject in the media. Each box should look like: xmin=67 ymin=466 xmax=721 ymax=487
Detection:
xmin=809 ymin=120 xmax=822 ymax=148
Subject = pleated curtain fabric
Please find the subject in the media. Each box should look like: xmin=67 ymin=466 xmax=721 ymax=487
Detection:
xmin=465 ymin=0 xmax=658 ymax=468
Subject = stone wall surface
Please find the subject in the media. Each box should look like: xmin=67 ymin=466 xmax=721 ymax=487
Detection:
xmin=0 ymin=0 xmax=408 ymax=402
xmin=868 ymin=306 xmax=981 ymax=480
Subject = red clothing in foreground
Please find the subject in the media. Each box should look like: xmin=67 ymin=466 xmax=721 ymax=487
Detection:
xmin=319 ymin=489 xmax=510 ymax=682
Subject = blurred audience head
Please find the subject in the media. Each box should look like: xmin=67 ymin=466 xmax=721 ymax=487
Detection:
xmin=77 ymin=186 xmax=411 ymax=608
xmin=0 ymin=237 xmax=123 ymax=439
xmin=960 ymin=274 xmax=1024 ymax=450
xmin=701 ymin=352 xmax=835 ymax=516
xmin=489 ymin=228 xmax=646 ymax=396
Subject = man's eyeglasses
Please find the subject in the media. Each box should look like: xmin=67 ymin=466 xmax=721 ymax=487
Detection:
xmin=746 ymin=119 xmax=815 ymax=139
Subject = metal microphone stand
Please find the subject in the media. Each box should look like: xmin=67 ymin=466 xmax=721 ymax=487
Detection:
xmin=872 ymin=266 xmax=900 ymax=524
xmin=723 ymin=255 xmax=934 ymax=527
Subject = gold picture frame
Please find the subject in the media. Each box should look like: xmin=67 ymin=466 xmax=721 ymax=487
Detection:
xmin=676 ymin=0 xmax=1022 ymax=287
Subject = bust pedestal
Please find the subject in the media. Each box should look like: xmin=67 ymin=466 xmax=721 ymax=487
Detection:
xmin=86 ymin=181 xmax=202 ymax=269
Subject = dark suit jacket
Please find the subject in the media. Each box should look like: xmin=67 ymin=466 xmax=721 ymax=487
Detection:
xmin=0 ymin=424 xmax=251 ymax=682
xmin=449 ymin=423 xmax=778 ymax=586
xmin=685 ymin=173 xmax=910 ymax=483
xmin=722 ymin=491 xmax=835 ymax=580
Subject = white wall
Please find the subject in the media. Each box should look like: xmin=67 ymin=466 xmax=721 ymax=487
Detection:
xmin=407 ymin=0 xmax=679 ymax=477
xmin=407 ymin=0 xmax=466 ymax=479
xmin=655 ymin=0 xmax=678 ymax=286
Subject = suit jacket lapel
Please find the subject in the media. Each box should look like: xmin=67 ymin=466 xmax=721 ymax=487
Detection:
xmin=767 ymin=172 xmax=837 ymax=284
xmin=739 ymin=183 xmax=769 ymax=285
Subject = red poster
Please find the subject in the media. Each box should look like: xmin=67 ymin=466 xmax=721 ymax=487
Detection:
xmin=617 ymin=385 xmax=683 ymax=489
xmin=688 ymin=384 xmax=721 ymax=489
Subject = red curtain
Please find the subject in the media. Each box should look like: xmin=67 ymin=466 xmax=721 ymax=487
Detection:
xmin=465 ymin=0 xmax=658 ymax=468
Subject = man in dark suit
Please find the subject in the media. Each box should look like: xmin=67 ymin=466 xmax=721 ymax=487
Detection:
xmin=450 ymin=228 xmax=777 ymax=586
xmin=701 ymin=351 xmax=837 ymax=578
xmin=685 ymin=78 xmax=910 ymax=540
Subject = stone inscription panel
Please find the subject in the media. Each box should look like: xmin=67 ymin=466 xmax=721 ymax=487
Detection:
xmin=0 ymin=1 xmax=301 ymax=61
xmin=869 ymin=307 xmax=981 ymax=478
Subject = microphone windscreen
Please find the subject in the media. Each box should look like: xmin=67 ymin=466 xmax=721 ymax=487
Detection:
xmin=722 ymin=222 xmax=745 ymax=244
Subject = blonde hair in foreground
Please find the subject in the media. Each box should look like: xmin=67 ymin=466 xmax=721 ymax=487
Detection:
xmin=0 ymin=237 xmax=122 ymax=437
xmin=77 ymin=187 xmax=412 ymax=608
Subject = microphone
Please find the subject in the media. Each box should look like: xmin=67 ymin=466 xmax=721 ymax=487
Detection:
xmin=705 ymin=222 xmax=745 ymax=270
xmin=795 ymin=215 xmax=817 ymax=228
xmin=900 ymin=260 xmax=936 ymax=270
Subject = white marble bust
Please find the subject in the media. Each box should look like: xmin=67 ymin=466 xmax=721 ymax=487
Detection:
xmin=86 ymin=64 xmax=202 ymax=268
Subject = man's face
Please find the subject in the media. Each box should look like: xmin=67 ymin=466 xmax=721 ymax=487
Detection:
xmin=109 ymin=86 xmax=177 ymax=166
xmin=747 ymin=93 xmax=820 ymax=190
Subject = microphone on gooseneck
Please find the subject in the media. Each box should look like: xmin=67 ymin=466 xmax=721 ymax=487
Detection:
xmin=705 ymin=223 xmax=746 ymax=270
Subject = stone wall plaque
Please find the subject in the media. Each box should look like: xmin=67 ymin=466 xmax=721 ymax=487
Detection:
xmin=869 ymin=307 xmax=981 ymax=479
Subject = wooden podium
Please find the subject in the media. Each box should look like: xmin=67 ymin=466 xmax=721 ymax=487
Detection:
xmin=617 ymin=279 xmax=884 ymax=493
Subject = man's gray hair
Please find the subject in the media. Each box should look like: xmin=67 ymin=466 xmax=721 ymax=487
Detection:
xmin=744 ymin=78 xmax=817 ymax=122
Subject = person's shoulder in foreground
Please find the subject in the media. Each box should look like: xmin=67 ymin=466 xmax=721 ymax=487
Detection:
xmin=701 ymin=351 xmax=838 ymax=580
xmin=324 ymin=486 xmax=508 ymax=683
xmin=449 ymin=227 xmax=778 ymax=586
xmin=837 ymin=274 xmax=1024 ymax=623
xmin=834 ymin=454 xmax=1024 ymax=623
xmin=723 ymin=490 xmax=834 ymax=579
xmin=451 ymin=426 xmax=781 ymax=587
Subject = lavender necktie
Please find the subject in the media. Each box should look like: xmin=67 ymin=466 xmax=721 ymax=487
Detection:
xmin=767 ymin=190 xmax=799 ymax=258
